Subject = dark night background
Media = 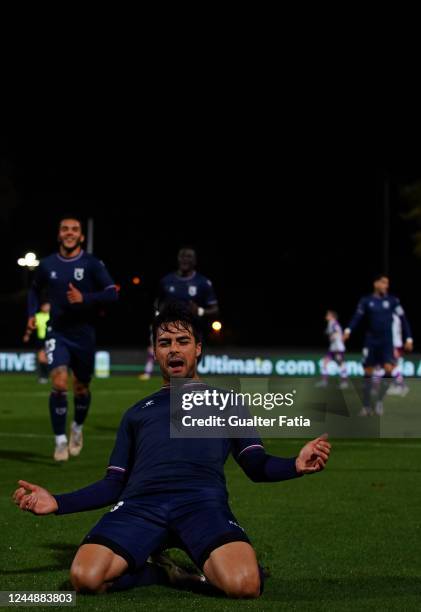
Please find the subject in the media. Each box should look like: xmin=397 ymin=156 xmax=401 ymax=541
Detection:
xmin=2 ymin=127 xmax=421 ymax=352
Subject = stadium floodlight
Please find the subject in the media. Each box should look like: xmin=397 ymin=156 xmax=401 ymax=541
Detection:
xmin=212 ymin=320 xmax=222 ymax=332
xmin=17 ymin=252 xmax=40 ymax=269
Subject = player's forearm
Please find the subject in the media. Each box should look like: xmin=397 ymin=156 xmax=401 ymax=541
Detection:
xmin=54 ymin=473 xmax=124 ymax=515
xmin=400 ymin=315 xmax=413 ymax=343
xmin=82 ymin=286 xmax=118 ymax=306
xmin=239 ymin=450 xmax=302 ymax=483
xmin=345 ymin=317 xmax=359 ymax=335
xmin=346 ymin=305 xmax=365 ymax=334
xmin=27 ymin=287 xmax=40 ymax=317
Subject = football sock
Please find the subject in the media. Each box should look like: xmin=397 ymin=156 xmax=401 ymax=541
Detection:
xmin=362 ymin=376 xmax=372 ymax=408
xmin=74 ymin=392 xmax=91 ymax=426
xmin=109 ymin=564 xmax=169 ymax=591
xmin=378 ymin=374 xmax=393 ymax=401
xmin=39 ymin=362 xmax=48 ymax=379
xmin=49 ymin=390 xmax=68 ymax=435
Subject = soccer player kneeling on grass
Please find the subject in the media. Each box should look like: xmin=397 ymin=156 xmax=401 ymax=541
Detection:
xmin=13 ymin=303 xmax=331 ymax=599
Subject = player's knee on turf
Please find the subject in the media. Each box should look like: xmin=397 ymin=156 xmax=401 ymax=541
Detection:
xmin=70 ymin=562 xmax=105 ymax=594
xmin=223 ymin=569 xmax=261 ymax=599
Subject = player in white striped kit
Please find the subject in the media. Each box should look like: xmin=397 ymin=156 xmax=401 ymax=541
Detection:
xmin=316 ymin=310 xmax=349 ymax=389
xmin=386 ymin=313 xmax=410 ymax=396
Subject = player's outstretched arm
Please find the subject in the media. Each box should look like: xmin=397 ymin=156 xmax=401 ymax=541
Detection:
xmin=13 ymin=480 xmax=58 ymax=515
xmin=295 ymin=434 xmax=331 ymax=474
xmin=236 ymin=434 xmax=331 ymax=482
xmin=13 ymin=470 xmax=126 ymax=516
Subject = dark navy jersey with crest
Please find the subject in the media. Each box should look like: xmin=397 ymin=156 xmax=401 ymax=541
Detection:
xmin=107 ymin=383 xmax=263 ymax=501
xmin=347 ymin=294 xmax=412 ymax=344
xmin=28 ymin=250 xmax=117 ymax=333
xmin=159 ymin=271 xmax=217 ymax=309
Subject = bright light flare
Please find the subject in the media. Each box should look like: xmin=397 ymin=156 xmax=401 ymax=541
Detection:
xmin=17 ymin=252 xmax=39 ymax=267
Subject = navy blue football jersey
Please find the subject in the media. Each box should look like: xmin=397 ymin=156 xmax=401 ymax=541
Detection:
xmin=159 ymin=271 xmax=217 ymax=309
xmin=347 ymin=294 xmax=412 ymax=344
xmin=107 ymin=383 xmax=263 ymax=501
xmin=28 ymin=250 xmax=117 ymax=333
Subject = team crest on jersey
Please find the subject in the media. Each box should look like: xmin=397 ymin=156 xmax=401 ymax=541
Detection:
xmin=188 ymin=285 xmax=197 ymax=297
xmin=168 ymin=286 xmax=175 ymax=293
xmin=50 ymin=271 xmax=57 ymax=279
xmin=74 ymin=268 xmax=84 ymax=280
xmin=383 ymin=300 xmax=390 ymax=309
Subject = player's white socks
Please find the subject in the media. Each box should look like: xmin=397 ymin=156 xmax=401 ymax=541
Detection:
xmin=71 ymin=422 xmax=83 ymax=434
xmin=55 ymin=434 xmax=67 ymax=446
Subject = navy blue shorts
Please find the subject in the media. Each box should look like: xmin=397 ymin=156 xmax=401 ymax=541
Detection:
xmin=45 ymin=331 xmax=95 ymax=383
xmin=82 ymin=495 xmax=251 ymax=571
xmin=362 ymin=342 xmax=395 ymax=367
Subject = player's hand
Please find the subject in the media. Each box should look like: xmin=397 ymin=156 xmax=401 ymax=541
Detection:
xmin=404 ymin=339 xmax=413 ymax=352
xmin=12 ymin=480 xmax=58 ymax=515
xmin=343 ymin=330 xmax=350 ymax=343
xmin=295 ymin=434 xmax=331 ymax=474
xmin=67 ymin=283 xmax=83 ymax=304
xmin=22 ymin=332 xmax=31 ymax=343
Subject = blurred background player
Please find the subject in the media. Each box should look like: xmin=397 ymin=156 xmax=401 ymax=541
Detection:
xmin=26 ymin=216 xmax=118 ymax=461
xmin=386 ymin=312 xmax=409 ymax=396
xmin=316 ymin=310 xmax=348 ymax=389
xmin=23 ymin=301 xmax=50 ymax=384
xmin=343 ymin=274 xmax=413 ymax=416
xmin=139 ymin=247 xmax=218 ymax=380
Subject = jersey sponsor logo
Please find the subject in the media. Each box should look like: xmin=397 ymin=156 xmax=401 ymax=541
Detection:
xmin=74 ymin=268 xmax=84 ymax=280
xmin=50 ymin=271 xmax=57 ymax=279
xmin=188 ymin=285 xmax=197 ymax=297
xmin=383 ymin=300 xmax=390 ymax=309
xmin=110 ymin=501 xmax=124 ymax=513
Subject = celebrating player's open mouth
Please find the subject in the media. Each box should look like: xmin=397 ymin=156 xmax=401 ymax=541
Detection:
xmin=167 ymin=356 xmax=186 ymax=375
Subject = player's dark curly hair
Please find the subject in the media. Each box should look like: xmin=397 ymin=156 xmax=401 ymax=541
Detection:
xmin=152 ymin=301 xmax=203 ymax=345
xmin=58 ymin=215 xmax=83 ymax=229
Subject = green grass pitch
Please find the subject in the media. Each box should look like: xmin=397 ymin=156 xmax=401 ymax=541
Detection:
xmin=1 ymin=375 xmax=421 ymax=611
